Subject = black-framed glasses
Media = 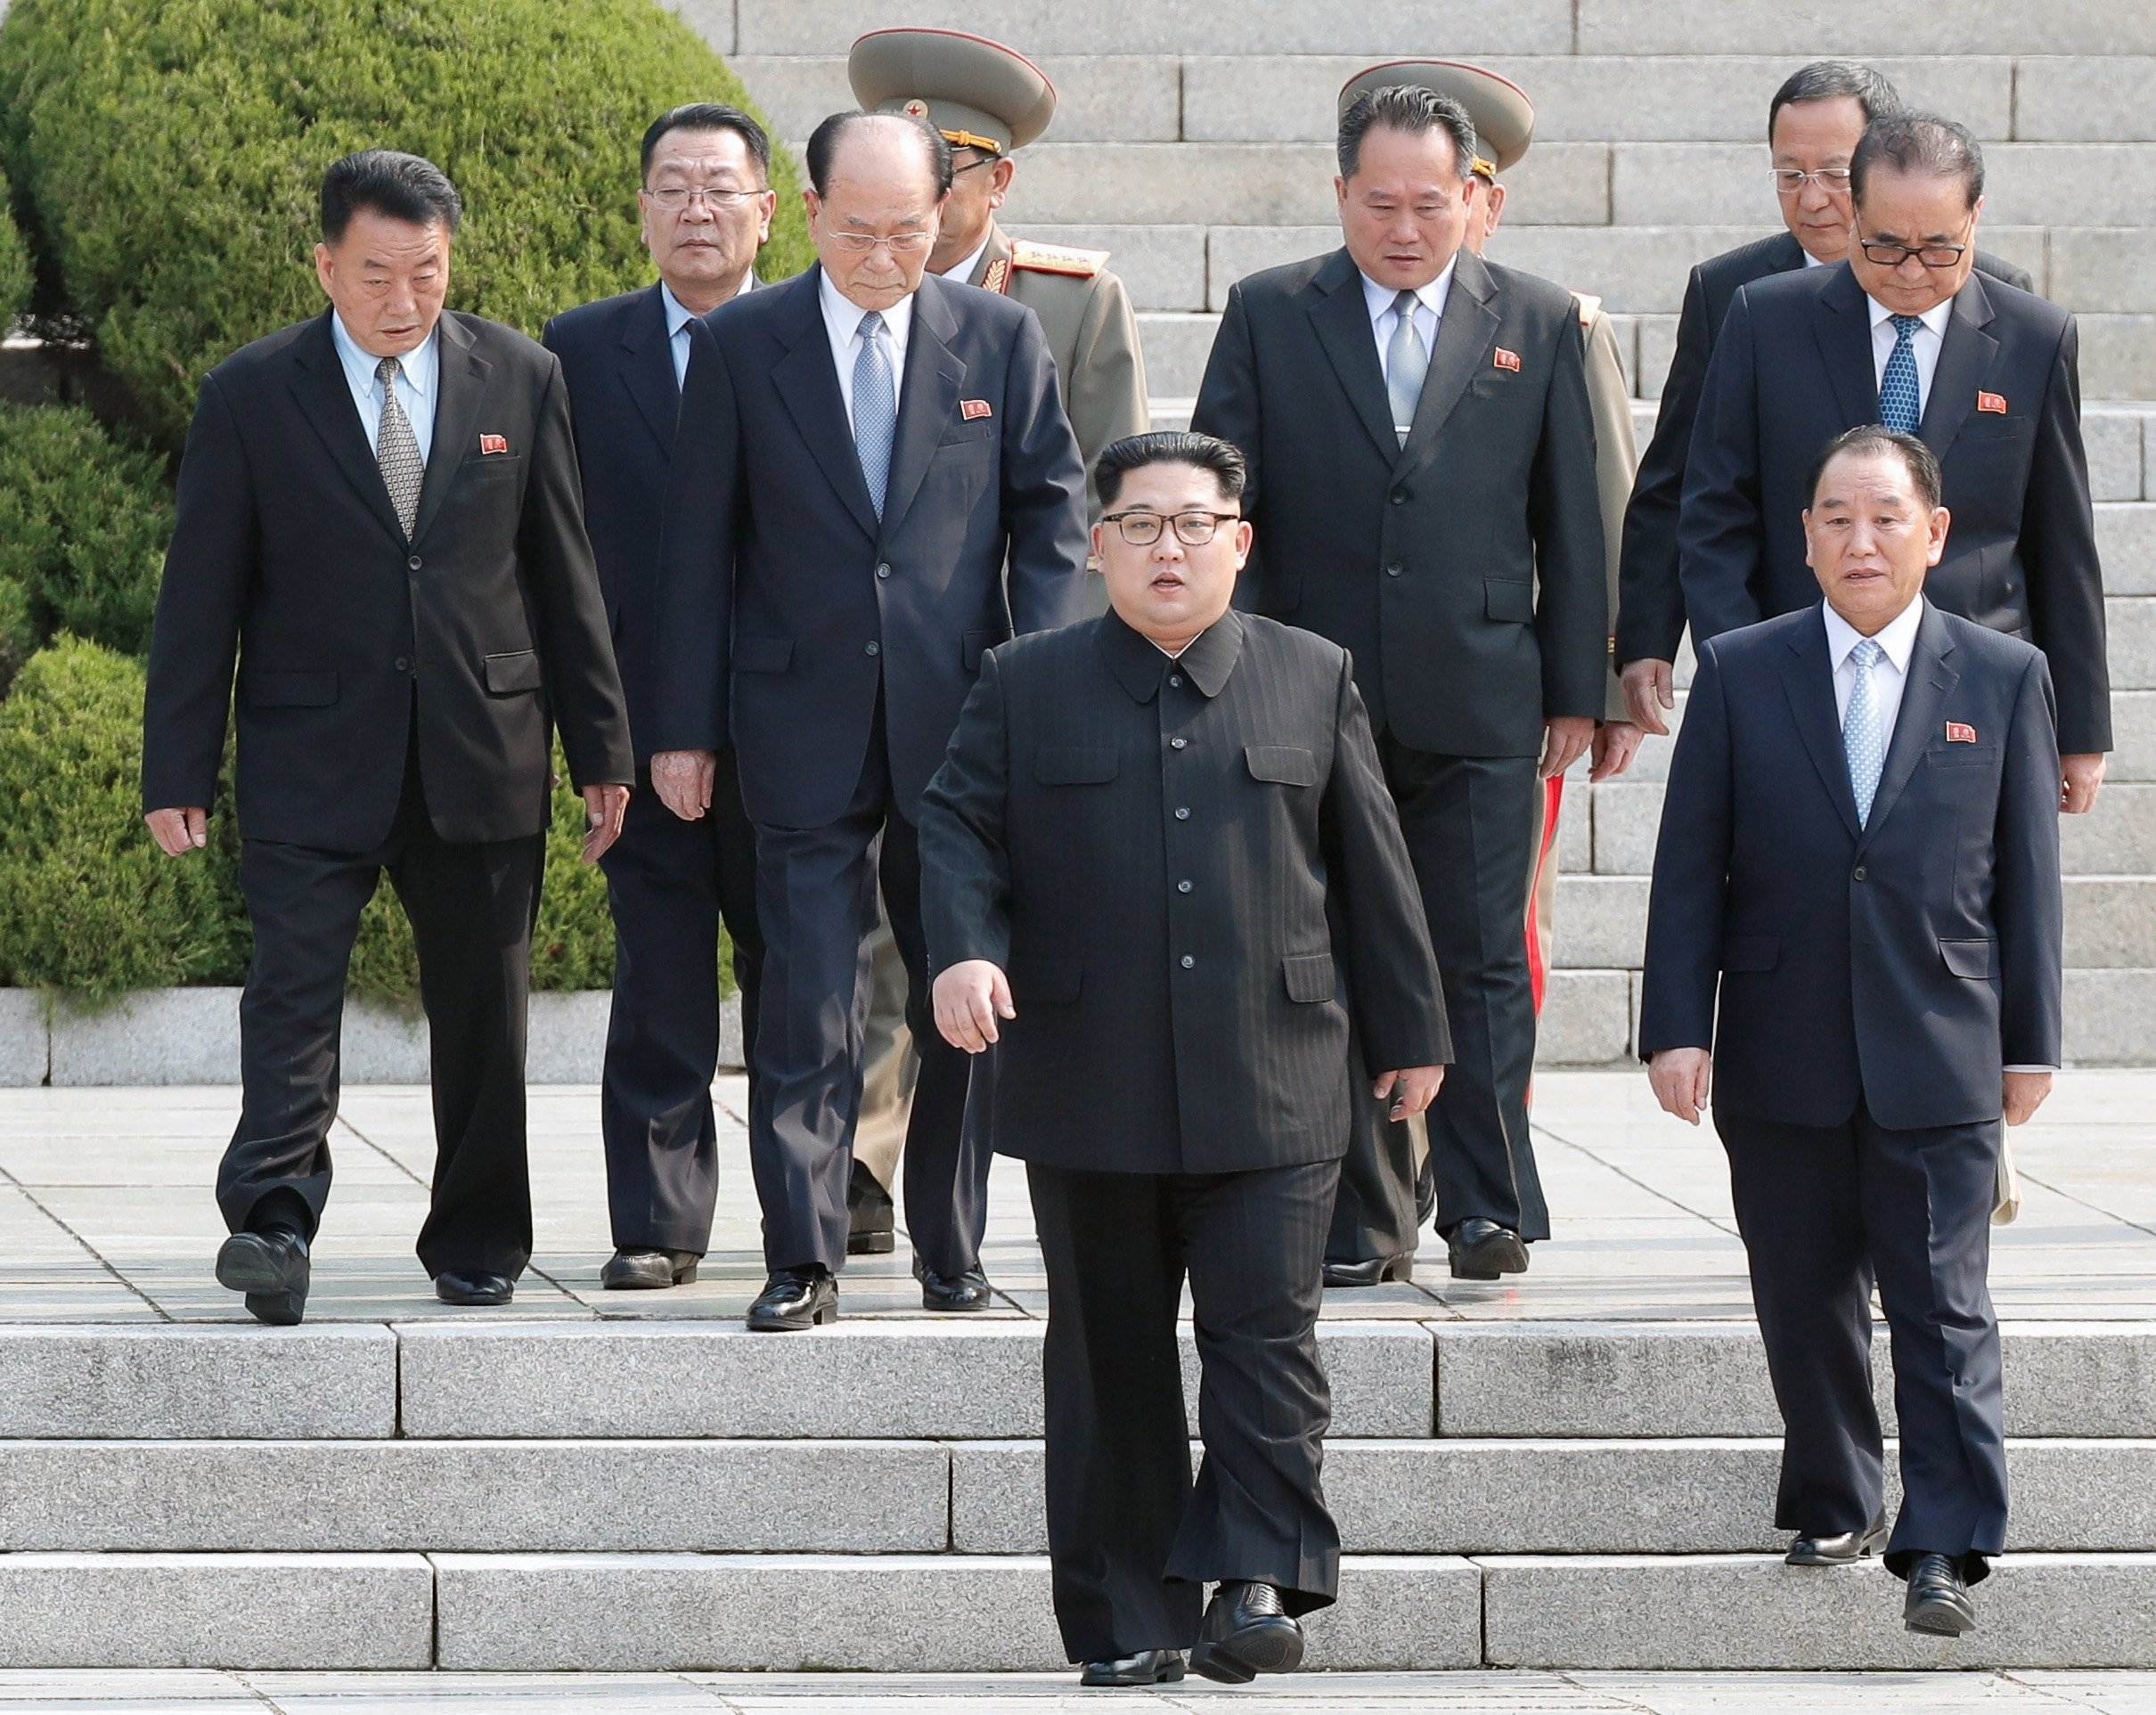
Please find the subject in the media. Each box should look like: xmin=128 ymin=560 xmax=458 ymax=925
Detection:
xmin=1100 ymin=510 xmax=1239 ymax=546
xmin=1770 ymin=167 xmax=1853 ymax=194
xmin=645 ymin=185 xmax=764 ymax=210
xmin=1857 ymin=236 xmax=1971 ymax=269
xmin=951 ymin=155 xmax=998 ymax=178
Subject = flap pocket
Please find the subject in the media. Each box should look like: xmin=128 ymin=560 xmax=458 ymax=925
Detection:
xmin=1035 ymin=746 xmax=1119 ymax=785
xmin=732 ymin=635 xmax=793 ymax=674
xmin=962 ymin=628 xmax=1006 ymax=673
xmin=461 ymin=452 xmax=524 ymax=479
xmin=243 ymin=669 xmax=338 ymax=709
xmin=1245 ymin=744 xmax=1318 ymax=786
xmin=1940 ymin=937 xmax=1995 ymax=979
xmin=1927 ymin=745 xmax=2000 ymax=769
xmin=1012 ymin=955 xmax=1082 ymax=1004
xmin=1484 ymin=579 xmax=1535 ymax=624
xmin=1282 ymin=952 xmax=1336 ymax=1003
xmin=1719 ymin=935 xmax=1781 ymax=973
xmin=483 ymin=650 xmax=543 ymax=695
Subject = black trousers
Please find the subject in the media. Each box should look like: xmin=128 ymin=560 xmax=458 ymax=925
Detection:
xmin=1027 ymin=1156 xmax=1342 ymax=1663
xmin=1718 ymin=1099 xmax=2007 ymax=1584
xmin=216 ymin=737 xmax=544 ymax=1279
xmin=597 ymin=748 xmax=763 ymax=1254
xmin=1330 ymin=743 xmax=1544 ymax=1262
xmin=747 ymin=702 xmax=979 ymax=1275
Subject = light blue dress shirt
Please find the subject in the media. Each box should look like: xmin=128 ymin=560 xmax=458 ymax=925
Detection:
xmin=329 ymin=311 xmax=439 ymax=465
xmin=660 ymin=282 xmax=699 ymax=392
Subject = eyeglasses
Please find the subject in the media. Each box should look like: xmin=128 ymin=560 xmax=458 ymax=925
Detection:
xmin=1099 ymin=510 xmax=1239 ymax=547
xmin=645 ymin=185 xmax=764 ymax=210
xmin=826 ymin=229 xmax=937 ymax=256
xmin=1857 ymin=236 xmax=1971 ymax=269
xmin=951 ymin=155 xmax=998 ymax=178
xmin=1770 ymin=167 xmax=1854 ymax=194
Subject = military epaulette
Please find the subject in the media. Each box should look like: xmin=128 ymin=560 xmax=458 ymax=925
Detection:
xmin=1571 ymin=291 xmax=1603 ymax=328
xmin=1010 ymin=240 xmax=1109 ymax=280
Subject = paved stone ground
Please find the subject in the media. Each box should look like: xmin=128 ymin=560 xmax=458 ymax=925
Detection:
xmin=1 ymin=1070 xmax=2152 ymax=1324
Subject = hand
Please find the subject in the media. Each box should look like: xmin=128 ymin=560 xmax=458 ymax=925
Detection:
xmin=651 ymin=749 xmax=715 ymax=821
xmin=1648 ymin=1047 xmax=1712 ymax=1125
xmin=580 ymin=783 xmax=630 ymax=863
xmin=1621 ymin=658 xmax=1676 ymax=736
xmin=2061 ymin=752 xmax=2106 ymax=815
xmin=933 ymin=959 xmax=1014 ymax=1054
xmin=145 ymin=806 xmax=208 ymax=855
xmin=1539 ymin=715 xmax=1594 ymax=780
xmin=1589 ymin=720 xmax=1644 ymax=781
xmin=1373 ymin=1065 xmax=1445 ymax=1120
xmin=2003 ymin=1069 xmax=2053 ymax=1127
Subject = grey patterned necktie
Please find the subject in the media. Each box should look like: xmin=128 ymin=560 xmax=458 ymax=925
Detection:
xmin=853 ymin=310 xmax=896 ymax=518
xmin=1384 ymin=288 xmax=1431 ymax=446
xmin=1844 ymin=636 xmax=1887 ymax=826
xmin=374 ymin=354 xmax=424 ymax=540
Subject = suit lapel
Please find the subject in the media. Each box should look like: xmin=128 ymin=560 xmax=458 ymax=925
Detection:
xmin=1401 ymin=248 xmax=1500 ymax=466
xmin=285 ymin=311 xmax=408 ymax=550
xmin=619 ymin=283 xmax=679 ymax=458
xmin=772 ymin=267 xmax=881 ymax=539
xmin=1918 ymin=274 xmax=1997 ymax=460
xmin=411 ymin=314 xmax=490 ymax=547
xmin=1812 ymin=264 xmax=1879 ymax=429
xmin=1777 ymin=610 xmax=1864 ymax=842
xmin=1304 ymin=249 xmax=1402 ymax=465
xmin=1859 ymin=602 xmax=1958 ymax=848
xmin=879 ymin=273 xmax=965 ymax=535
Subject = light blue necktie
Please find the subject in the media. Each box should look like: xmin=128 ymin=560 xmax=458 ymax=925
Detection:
xmin=1879 ymin=314 xmax=1924 ymax=435
xmin=852 ymin=309 xmax=895 ymax=518
xmin=1844 ymin=636 xmax=1887 ymax=826
xmin=1384 ymin=288 xmax=1430 ymax=447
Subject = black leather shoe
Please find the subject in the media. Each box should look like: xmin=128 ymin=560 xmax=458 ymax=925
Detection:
xmin=1188 ymin=1581 xmax=1304 ymax=1685
xmin=435 ymin=1270 xmax=514 ymax=1307
xmin=1903 ymin=1552 xmax=1978 ymax=1636
xmin=1322 ymin=1253 xmax=1415 ymax=1287
xmin=216 ymin=1228 xmax=310 ymax=1327
xmin=1787 ymin=1512 xmax=1889 ymax=1566
xmin=1446 ymin=1218 xmax=1529 ymax=1280
xmin=915 ymin=1259 xmax=992 ymax=1313
xmin=1078 ymin=1649 xmax=1185 ymax=1687
xmin=747 ymin=1265 xmax=837 ymax=1331
xmin=600 ymin=1248 xmax=700 ymax=1290
xmin=847 ymin=1163 xmax=896 ymax=1256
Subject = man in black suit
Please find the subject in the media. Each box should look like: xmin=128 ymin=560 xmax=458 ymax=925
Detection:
xmin=543 ymin=103 xmax=777 ymax=1293
xmin=1617 ymin=62 xmax=2033 ymax=733
xmin=1192 ymin=77 xmax=1604 ymax=1285
xmin=1643 ymin=426 xmax=2062 ymax=1638
xmin=143 ymin=151 xmax=633 ymax=1325
xmin=1681 ymin=113 xmax=2109 ymax=804
xmin=650 ymin=110 xmax=1088 ymax=1329
xmin=921 ymin=432 xmax=1448 ymax=1686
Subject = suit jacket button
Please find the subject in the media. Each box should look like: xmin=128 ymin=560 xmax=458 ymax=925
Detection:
xmin=1178 ymin=879 xmax=1193 ymax=893
xmin=1390 ymin=488 xmax=1408 ymax=505
xmin=876 ymin=562 xmax=891 ymax=579
xmin=1384 ymin=562 xmax=1403 ymax=577
xmin=394 ymin=657 xmax=411 ymax=674
xmin=1853 ymin=865 xmax=1867 ymax=881
xmin=1170 ymin=737 xmax=1188 ymax=749
xmin=1180 ymin=954 xmax=1195 ymax=969
xmin=1174 ymin=806 xmax=1190 ymax=821
xmin=407 ymin=555 xmax=422 ymax=571
xmin=865 ymin=641 xmax=881 ymax=657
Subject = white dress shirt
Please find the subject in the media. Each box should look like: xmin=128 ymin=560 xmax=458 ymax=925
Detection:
xmin=330 ymin=312 xmax=438 ymax=464
xmin=942 ymin=231 xmax=994 ymax=290
xmin=660 ymin=282 xmax=699 ymax=392
xmin=1866 ymin=294 xmax=1954 ymax=416
xmin=819 ymin=269 xmax=913 ymax=428
xmin=1360 ymin=258 xmax=1456 ymax=386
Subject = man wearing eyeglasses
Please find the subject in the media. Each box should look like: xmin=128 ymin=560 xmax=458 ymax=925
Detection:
xmin=650 ymin=109 xmax=1089 ymax=1330
xmin=1682 ymin=112 xmax=2110 ymax=806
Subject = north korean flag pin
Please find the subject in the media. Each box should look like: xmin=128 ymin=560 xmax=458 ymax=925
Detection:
xmin=1946 ymin=722 xmax=1978 ymax=743
xmin=960 ymin=398 xmax=993 ymax=421
xmin=479 ymin=433 xmax=510 ymax=454
xmin=1976 ymin=391 xmax=2007 ymax=414
xmin=1492 ymin=347 xmax=1522 ymax=372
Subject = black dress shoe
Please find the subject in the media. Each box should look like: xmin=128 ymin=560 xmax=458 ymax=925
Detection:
xmin=915 ymin=1259 xmax=992 ymax=1313
xmin=747 ymin=1265 xmax=837 ymax=1331
xmin=435 ymin=1270 xmax=514 ymax=1307
xmin=1446 ymin=1218 xmax=1529 ymax=1280
xmin=1903 ymin=1552 xmax=1978 ymax=1636
xmin=600 ymin=1248 xmax=701 ymax=1290
xmin=846 ymin=1163 xmax=896 ymax=1256
xmin=216 ymin=1228 xmax=310 ymax=1327
xmin=1323 ymin=1253 xmax=1415 ymax=1288
xmin=1188 ymin=1580 xmax=1304 ymax=1685
xmin=1787 ymin=1512 xmax=1889 ymax=1566
xmin=1078 ymin=1649 xmax=1185 ymax=1687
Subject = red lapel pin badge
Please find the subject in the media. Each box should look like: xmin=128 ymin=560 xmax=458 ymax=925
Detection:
xmin=1946 ymin=722 xmax=1978 ymax=743
xmin=1976 ymin=392 xmax=2007 ymax=414
xmin=1492 ymin=347 xmax=1522 ymax=372
xmin=479 ymin=433 xmax=510 ymax=454
xmin=960 ymin=399 xmax=993 ymax=421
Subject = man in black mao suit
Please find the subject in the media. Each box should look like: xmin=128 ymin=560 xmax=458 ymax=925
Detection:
xmin=922 ymin=432 xmax=1449 ymax=1687
xmin=543 ymin=103 xmax=777 ymax=1292
xmin=1642 ymin=426 xmax=2062 ymax=1637
xmin=1681 ymin=114 xmax=2109 ymax=809
xmin=1193 ymin=78 xmax=1604 ymax=1284
xmin=1617 ymin=61 xmax=2031 ymax=729
xmin=651 ymin=110 xmax=1088 ymax=1329
xmin=143 ymin=151 xmax=633 ymax=1325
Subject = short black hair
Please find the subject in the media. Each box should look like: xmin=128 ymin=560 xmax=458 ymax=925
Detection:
xmin=804 ymin=110 xmax=954 ymax=200
xmin=1095 ymin=432 xmax=1248 ymax=510
xmin=320 ymin=150 xmax=461 ymax=243
xmin=1808 ymin=425 xmax=1944 ymax=514
xmin=641 ymin=102 xmax=772 ymax=185
xmin=1851 ymin=111 xmax=1985 ymax=209
xmin=1336 ymin=85 xmax=1477 ymax=184
xmin=1767 ymin=61 xmax=1903 ymax=143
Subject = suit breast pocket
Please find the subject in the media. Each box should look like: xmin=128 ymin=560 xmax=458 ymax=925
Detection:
xmin=1245 ymin=745 xmax=1318 ymax=786
xmin=461 ymin=453 xmax=525 ymax=483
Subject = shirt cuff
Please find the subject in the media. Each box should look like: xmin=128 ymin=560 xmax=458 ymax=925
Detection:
xmin=2004 ymin=1066 xmax=2059 ymax=1074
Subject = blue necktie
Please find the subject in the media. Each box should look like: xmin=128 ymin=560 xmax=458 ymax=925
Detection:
xmin=852 ymin=309 xmax=895 ymax=518
xmin=1844 ymin=636 xmax=1887 ymax=826
xmin=1879 ymin=314 xmax=1924 ymax=435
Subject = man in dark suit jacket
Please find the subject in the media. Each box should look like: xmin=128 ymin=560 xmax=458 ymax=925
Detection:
xmin=1681 ymin=114 xmax=2109 ymax=807
xmin=1193 ymin=77 xmax=1604 ymax=1286
xmin=543 ymin=102 xmax=778 ymax=1293
xmin=921 ymin=432 xmax=1448 ymax=1687
xmin=650 ymin=110 xmax=1088 ymax=1329
xmin=1642 ymin=426 xmax=2062 ymax=1638
xmin=143 ymin=151 xmax=633 ymax=1326
xmin=1617 ymin=61 xmax=2032 ymax=728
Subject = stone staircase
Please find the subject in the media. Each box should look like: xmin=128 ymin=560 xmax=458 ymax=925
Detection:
xmin=6 ymin=1319 xmax=2155 ymax=1670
